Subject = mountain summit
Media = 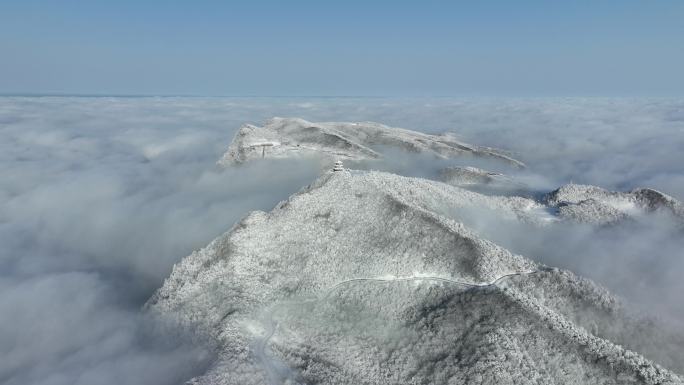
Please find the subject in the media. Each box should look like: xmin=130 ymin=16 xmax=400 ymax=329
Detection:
xmin=148 ymin=170 xmax=681 ymax=385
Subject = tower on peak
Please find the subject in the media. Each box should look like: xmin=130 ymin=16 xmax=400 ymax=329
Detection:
xmin=333 ymin=160 xmax=344 ymax=172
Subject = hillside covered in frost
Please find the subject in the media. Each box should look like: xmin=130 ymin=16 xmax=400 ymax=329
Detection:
xmin=148 ymin=167 xmax=684 ymax=385
xmin=217 ymin=117 xmax=525 ymax=169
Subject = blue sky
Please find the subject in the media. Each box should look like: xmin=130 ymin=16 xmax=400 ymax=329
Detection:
xmin=1 ymin=0 xmax=683 ymax=96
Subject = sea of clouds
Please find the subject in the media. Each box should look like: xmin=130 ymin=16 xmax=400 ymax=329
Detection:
xmin=1 ymin=96 xmax=683 ymax=384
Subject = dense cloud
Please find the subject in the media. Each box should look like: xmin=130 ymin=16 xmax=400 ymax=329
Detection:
xmin=0 ymin=97 xmax=322 ymax=385
xmin=1 ymin=97 xmax=683 ymax=383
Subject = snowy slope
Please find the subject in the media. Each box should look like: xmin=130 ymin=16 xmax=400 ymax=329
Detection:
xmin=217 ymin=117 xmax=525 ymax=169
xmin=439 ymin=166 xmax=530 ymax=197
xmin=440 ymin=167 xmax=684 ymax=224
xmin=545 ymin=184 xmax=684 ymax=225
xmin=148 ymin=170 xmax=681 ymax=385
xmin=440 ymin=166 xmax=509 ymax=185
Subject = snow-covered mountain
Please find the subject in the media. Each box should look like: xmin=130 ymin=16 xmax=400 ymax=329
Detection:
xmin=544 ymin=184 xmax=684 ymax=225
xmin=217 ymin=118 xmax=525 ymax=169
xmin=148 ymin=169 xmax=683 ymax=385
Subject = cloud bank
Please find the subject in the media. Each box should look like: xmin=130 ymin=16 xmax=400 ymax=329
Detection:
xmin=0 ymin=96 xmax=683 ymax=383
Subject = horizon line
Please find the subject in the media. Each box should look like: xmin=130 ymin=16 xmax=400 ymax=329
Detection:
xmin=1 ymin=93 xmax=682 ymax=99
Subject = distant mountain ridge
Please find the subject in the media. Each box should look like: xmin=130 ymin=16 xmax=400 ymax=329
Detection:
xmin=544 ymin=183 xmax=684 ymax=225
xmin=217 ymin=117 xmax=526 ymax=168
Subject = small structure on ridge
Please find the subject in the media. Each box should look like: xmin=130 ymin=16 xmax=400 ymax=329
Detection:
xmin=333 ymin=160 xmax=344 ymax=172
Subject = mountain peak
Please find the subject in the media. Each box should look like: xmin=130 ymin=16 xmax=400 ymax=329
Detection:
xmin=148 ymin=170 xmax=681 ymax=385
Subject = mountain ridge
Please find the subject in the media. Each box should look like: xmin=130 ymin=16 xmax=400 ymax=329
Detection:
xmin=217 ymin=118 xmax=526 ymax=169
xmin=147 ymin=169 xmax=682 ymax=384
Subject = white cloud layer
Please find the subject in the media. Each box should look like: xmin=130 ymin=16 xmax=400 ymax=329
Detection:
xmin=0 ymin=96 xmax=683 ymax=383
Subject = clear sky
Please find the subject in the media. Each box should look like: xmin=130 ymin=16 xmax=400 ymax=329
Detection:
xmin=1 ymin=0 xmax=683 ymax=96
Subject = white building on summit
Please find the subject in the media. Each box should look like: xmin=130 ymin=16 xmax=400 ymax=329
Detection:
xmin=332 ymin=160 xmax=344 ymax=171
